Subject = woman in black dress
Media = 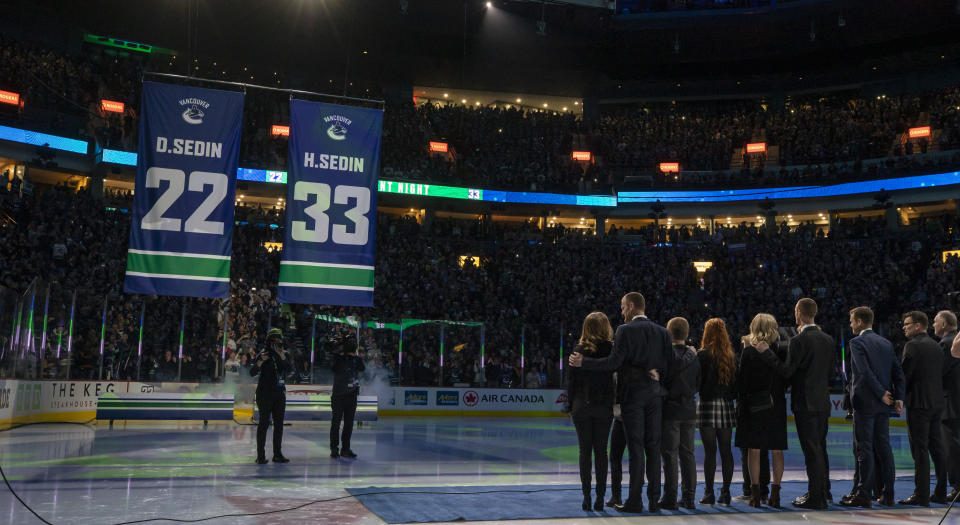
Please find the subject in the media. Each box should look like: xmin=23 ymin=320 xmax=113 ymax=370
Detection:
xmin=563 ymin=311 xmax=615 ymax=511
xmin=736 ymin=313 xmax=788 ymax=508
xmin=696 ymin=318 xmax=738 ymax=506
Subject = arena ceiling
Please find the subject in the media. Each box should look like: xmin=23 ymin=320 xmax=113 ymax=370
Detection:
xmin=2 ymin=0 xmax=959 ymax=96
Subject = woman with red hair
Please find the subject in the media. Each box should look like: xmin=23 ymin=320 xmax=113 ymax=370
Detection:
xmin=696 ymin=318 xmax=738 ymax=505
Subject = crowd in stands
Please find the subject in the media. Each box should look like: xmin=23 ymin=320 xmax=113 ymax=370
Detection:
xmin=2 ymin=179 xmax=960 ymax=390
xmin=5 ymin=34 xmax=960 ymax=194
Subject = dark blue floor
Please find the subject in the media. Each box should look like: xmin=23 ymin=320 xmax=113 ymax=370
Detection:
xmin=348 ymin=478 xmax=950 ymax=523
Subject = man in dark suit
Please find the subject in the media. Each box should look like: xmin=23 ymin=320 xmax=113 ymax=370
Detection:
xmin=900 ymin=310 xmax=948 ymax=505
xmin=840 ymin=306 xmax=905 ymax=508
xmin=569 ymin=292 xmax=672 ymax=513
xmin=934 ymin=310 xmax=960 ymax=502
xmin=755 ymin=298 xmax=835 ymax=509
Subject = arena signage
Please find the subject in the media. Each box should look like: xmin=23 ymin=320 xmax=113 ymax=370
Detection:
xmin=101 ymin=99 xmax=125 ymax=113
xmin=124 ymin=81 xmax=244 ymax=298
xmin=0 ymin=90 xmax=19 ymax=106
xmin=279 ymin=99 xmax=382 ymax=306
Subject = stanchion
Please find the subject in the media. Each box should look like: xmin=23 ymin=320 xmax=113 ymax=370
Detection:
xmin=177 ymin=300 xmax=186 ymax=382
xmin=66 ymin=289 xmax=76 ymax=379
xmin=98 ymin=295 xmax=108 ymax=380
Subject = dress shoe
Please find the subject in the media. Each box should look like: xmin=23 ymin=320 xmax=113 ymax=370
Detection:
xmin=582 ymin=495 xmax=591 ymax=511
xmin=898 ymin=494 xmax=930 ymax=506
xmin=840 ymin=493 xmax=856 ymax=505
xmin=613 ymin=503 xmax=644 ymax=513
xmin=255 ymin=456 xmax=268 ymax=464
xmin=876 ymin=495 xmax=894 ymax=507
xmin=793 ymin=493 xmax=810 ymax=506
xmin=793 ymin=498 xmax=827 ymax=510
xmin=647 ymin=502 xmax=660 ymax=513
xmin=700 ymin=490 xmax=715 ymax=505
xmin=593 ymin=498 xmax=604 ymax=512
xmin=605 ymin=497 xmax=622 ymax=508
xmin=679 ymin=497 xmax=696 ymax=510
xmin=340 ymin=449 xmax=358 ymax=458
xmin=734 ymin=493 xmax=752 ymax=502
xmin=657 ymin=499 xmax=678 ymax=511
xmin=931 ymin=492 xmax=947 ymax=505
xmin=947 ymin=488 xmax=960 ymax=503
xmin=272 ymin=455 xmax=289 ymax=463
xmin=838 ymin=494 xmax=872 ymax=508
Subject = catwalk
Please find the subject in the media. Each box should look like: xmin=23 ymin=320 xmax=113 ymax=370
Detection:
xmin=0 ymin=418 xmax=949 ymax=524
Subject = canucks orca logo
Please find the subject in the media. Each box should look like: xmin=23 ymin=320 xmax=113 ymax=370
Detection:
xmin=178 ymin=97 xmax=211 ymax=125
xmin=182 ymin=104 xmax=205 ymax=125
xmin=323 ymin=114 xmax=352 ymax=141
xmin=327 ymin=122 xmax=347 ymax=140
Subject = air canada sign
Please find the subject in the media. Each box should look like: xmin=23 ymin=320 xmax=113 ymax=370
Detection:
xmin=463 ymin=391 xmax=545 ymax=408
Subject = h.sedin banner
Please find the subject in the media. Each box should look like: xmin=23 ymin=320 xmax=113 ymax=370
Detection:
xmin=124 ymin=81 xmax=244 ymax=298
xmin=280 ymin=100 xmax=382 ymax=306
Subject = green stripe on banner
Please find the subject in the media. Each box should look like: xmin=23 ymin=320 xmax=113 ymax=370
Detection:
xmin=126 ymin=252 xmax=230 ymax=279
xmin=279 ymin=263 xmax=374 ymax=289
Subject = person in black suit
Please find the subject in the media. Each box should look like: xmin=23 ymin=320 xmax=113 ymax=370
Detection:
xmin=900 ymin=310 xmax=948 ymax=505
xmin=251 ymin=328 xmax=291 ymax=464
xmin=660 ymin=317 xmax=700 ymax=510
xmin=563 ymin=311 xmax=616 ymax=511
xmin=755 ymin=298 xmax=835 ymax=509
xmin=569 ymin=292 xmax=672 ymax=514
xmin=840 ymin=306 xmax=905 ymax=508
xmin=934 ymin=310 xmax=960 ymax=502
xmin=330 ymin=336 xmax=365 ymax=459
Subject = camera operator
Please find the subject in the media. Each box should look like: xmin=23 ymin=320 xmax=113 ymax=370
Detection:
xmin=330 ymin=335 xmax=365 ymax=459
xmin=251 ymin=328 xmax=291 ymax=464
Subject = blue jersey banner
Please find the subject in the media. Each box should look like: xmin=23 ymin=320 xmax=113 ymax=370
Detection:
xmin=280 ymin=99 xmax=382 ymax=306
xmin=124 ymin=81 xmax=244 ymax=298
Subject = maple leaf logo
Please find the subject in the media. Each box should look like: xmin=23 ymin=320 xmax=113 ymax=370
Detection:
xmin=463 ymin=390 xmax=479 ymax=407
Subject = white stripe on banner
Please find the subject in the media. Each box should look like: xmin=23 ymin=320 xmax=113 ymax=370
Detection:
xmin=280 ymin=261 xmax=375 ymax=270
xmin=126 ymin=272 xmax=230 ymax=283
xmin=278 ymin=282 xmax=375 ymax=291
xmin=128 ymin=249 xmax=231 ymax=260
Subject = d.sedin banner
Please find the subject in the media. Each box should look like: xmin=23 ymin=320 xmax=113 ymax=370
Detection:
xmin=280 ymin=99 xmax=382 ymax=306
xmin=124 ymin=81 xmax=244 ymax=297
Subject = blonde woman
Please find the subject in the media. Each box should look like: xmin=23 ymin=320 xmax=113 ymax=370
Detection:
xmin=735 ymin=313 xmax=788 ymax=508
xmin=563 ymin=311 xmax=615 ymax=511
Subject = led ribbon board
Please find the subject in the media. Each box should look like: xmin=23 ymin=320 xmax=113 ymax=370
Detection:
xmin=618 ymin=171 xmax=960 ymax=203
xmin=279 ymin=100 xmax=383 ymax=306
xmin=123 ymin=81 xmax=244 ymax=298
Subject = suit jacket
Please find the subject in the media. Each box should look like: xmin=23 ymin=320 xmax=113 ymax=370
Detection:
xmin=581 ymin=316 xmax=672 ymax=400
xmin=902 ymin=333 xmax=946 ymax=411
xmin=940 ymin=331 xmax=960 ymax=420
xmin=663 ymin=344 xmax=700 ymax=421
xmin=849 ymin=329 xmax=905 ymax=414
xmin=758 ymin=325 xmax=835 ymax=413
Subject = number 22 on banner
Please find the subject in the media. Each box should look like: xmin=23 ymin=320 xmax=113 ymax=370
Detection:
xmin=141 ymin=167 xmax=228 ymax=235
xmin=291 ymin=181 xmax=370 ymax=245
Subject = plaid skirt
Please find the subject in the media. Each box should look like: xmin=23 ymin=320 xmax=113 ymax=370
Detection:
xmin=697 ymin=397 xmax=736 ymax=429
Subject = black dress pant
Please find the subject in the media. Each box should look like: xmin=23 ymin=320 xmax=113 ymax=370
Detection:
xmin=331 ymin=392 xmax=358 ymax=452
xmin=943 ymin=418 xmax=960 ymax=491
xmin=572 ymin=413 xmax=613 ymax=498
xmin=662 ymin=419 xmax=696 ymax=502
xmin=853 ymin=409 xmax=895 ymax=499
xmin=621 ymin=394 xmax=663 ymax=507
xmin=795 ymin=410 xmax=830 ymax=504
xmin=906 ymin=407 xmax=947 ymax=498
xmin=609 ymin=418 xmax=627 ymax=499
xmin=256 ymin=394 xmax=286 ymax=458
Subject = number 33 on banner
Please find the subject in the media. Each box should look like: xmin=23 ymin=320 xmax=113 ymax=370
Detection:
xmin=291 ymin=181 xmax=370 ymax=246
xmin=141 ymin=167 xmax=228 ymax=235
